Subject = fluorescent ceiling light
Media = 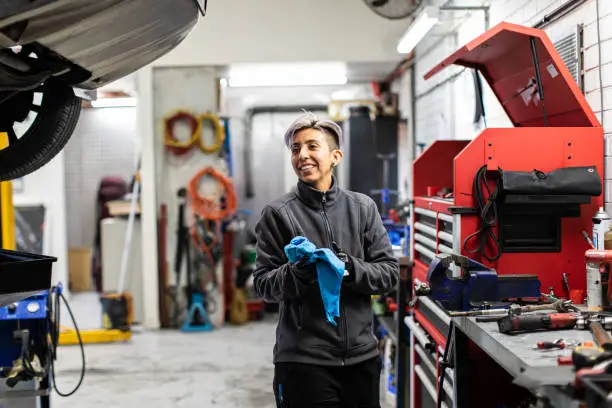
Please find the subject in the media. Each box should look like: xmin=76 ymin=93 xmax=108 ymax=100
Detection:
xmin=397 ymin=6 xmax=439 ymax=54
xmin=227 ymin=63 xmax=348 ymax=87
xmin=90 ymin=97 xmax=137 ymax=108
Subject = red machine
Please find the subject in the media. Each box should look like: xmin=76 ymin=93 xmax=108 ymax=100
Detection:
xmin=409 ymin=22 xmax=603 ymax=407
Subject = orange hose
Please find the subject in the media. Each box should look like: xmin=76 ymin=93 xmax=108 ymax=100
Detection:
xmin=187 ymin=167 xmax=237 ymax=262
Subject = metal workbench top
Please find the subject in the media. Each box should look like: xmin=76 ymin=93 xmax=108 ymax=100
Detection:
xmin=414 ymin=296 xmax=591 ymax=405
xmin=452 ymin=315 xmax=596 ymax=407
xmin=453 ymin=315 xmax=591 ymax=385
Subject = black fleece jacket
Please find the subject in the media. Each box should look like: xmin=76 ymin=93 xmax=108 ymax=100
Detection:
xmin=254 ymin=178 xmax=399 ymax=366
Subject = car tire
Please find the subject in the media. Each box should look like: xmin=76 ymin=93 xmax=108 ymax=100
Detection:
xmin=0 ymin=80 xmax=82 ymax=181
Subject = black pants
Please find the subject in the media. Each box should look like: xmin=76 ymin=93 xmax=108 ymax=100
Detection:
xmin=273 ymin=357 xmax=381 ymax=408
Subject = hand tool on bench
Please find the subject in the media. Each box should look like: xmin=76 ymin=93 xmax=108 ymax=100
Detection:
xmin=571 ymin=323 xmax=612 ymax=391
xmin=426 ymin=253 xmax=541 ymax=312
xmin=498 ymin=312 xmax=612 ymax=334
xmin=534 ymin=338 xmax=581 ymax=350
xmin=573 ymin=358 xmax=612 ymax=393
xmin=452 ymin=298 xmax=578 ymax=317
xmin=498 ymin=312 xmax=581 ymax=334
xmin=589 ymin=319 xmax=612 ymax=351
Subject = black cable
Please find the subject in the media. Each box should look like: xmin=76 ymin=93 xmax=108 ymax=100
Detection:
xmin=437 ymin=322 xmax=455 ymax=408
xmin=462 ymin=165 xmax=502 ymax=262
xmin=47 ymin=287 xmax=85 ymax=397
xmin=472 ymin=70 xmax=484 ymax=125
xmin=20 ymin=329 xmax=45 ymax=379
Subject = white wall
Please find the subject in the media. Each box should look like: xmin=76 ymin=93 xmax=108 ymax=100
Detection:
xmin=409 ymin=0 xmax=612 ymax=205
xmin=13 ymin=152 xmax=68 ymax=290
xmin=153 ymin=0 xmax=407 ymax=66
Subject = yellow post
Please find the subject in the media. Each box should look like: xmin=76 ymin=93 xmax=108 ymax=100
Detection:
xmin=0 ymin=132 xmax=16 ymax=250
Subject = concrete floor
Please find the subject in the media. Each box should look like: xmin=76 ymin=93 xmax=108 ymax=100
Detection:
xmin=50 ymin=293 xmax=392 ymax=408
xmin=53 ymin=292 xmax=276 ymax=408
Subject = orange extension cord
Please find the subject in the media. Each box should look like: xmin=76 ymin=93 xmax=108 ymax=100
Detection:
xmin=187 ymin=166 xmax=237 ymax=264
xmin=187 ymin=167 xmax=236 ymax=328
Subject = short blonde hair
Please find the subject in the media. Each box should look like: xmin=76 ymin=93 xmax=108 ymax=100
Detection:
xmin=283 ymin=111 xmax=343 ymax=150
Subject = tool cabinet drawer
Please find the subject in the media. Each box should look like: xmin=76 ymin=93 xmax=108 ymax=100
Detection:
xmin=407 ymin=314 xmax=454 ymax=408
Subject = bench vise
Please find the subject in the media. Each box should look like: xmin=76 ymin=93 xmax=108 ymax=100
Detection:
xmin=425 ymin=254 xmax=541 ymax=311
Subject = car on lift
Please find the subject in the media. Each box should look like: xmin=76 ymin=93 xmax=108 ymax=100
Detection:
xmin=0 ymin=0 xmax=205 ymax=181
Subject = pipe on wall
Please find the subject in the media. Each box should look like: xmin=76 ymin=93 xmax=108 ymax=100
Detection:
xmin=532 ymin=0 xmax=588 ymax=29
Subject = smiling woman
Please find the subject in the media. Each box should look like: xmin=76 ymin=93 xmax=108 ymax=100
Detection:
xmin=254 ymin=110 xmax=399 ymax=408
xmin=284 ymin=111 xmax=344 ymax=191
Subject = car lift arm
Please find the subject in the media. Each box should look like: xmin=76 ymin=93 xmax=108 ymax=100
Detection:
xmin=0 ymin=132 xmax=15 ymax=250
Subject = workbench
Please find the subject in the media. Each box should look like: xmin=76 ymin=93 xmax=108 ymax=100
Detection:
xmin=454 ymin=316 xmax=591 ymax=408
xmin=409 ymin=296 xmax=594 ymax=408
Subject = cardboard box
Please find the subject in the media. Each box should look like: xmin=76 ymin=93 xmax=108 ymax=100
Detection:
xmin=68 ymin=247 xmax=93 ymax=292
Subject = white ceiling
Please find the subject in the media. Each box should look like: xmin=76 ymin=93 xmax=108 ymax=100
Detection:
xmin=94 ymin=0 xmax=493 ymax=96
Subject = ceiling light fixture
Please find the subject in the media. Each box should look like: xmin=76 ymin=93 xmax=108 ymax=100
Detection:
xmin=396 ymin=6 xmax=439 ymax=54
xmin=227 ymin=63 xmax=348 ymax=87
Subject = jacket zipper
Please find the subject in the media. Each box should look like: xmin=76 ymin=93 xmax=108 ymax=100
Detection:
xmin=321 ymin=194 xmax=335 ymax=248
xmin=321 ymin=193 xmax=348 ymax=364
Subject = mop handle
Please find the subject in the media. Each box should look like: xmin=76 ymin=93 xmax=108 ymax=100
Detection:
xmin=117 ymin=179 xmax=140 ymax=294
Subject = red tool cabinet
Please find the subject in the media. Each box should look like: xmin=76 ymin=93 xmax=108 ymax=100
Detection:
xmin=408 ymin=22 xmax=604 ymax=407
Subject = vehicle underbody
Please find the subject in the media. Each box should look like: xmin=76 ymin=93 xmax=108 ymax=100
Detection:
xmin=0 ymin=0 xmax=200 ymax=181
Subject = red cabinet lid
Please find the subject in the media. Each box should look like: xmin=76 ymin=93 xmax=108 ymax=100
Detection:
xmin=424 ymin=22 xmax=600 ymax=128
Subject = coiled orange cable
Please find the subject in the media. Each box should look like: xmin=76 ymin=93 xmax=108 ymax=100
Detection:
xmin=187 ymin=166 xmax=237 ymax=262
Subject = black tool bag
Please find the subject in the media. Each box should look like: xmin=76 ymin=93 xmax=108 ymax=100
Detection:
xmin=501 ymin=166 xmax=602 ymax=196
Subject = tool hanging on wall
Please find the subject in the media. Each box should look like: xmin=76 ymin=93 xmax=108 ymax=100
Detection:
xmin=187 ymin=166 xmax=237 ymax=264
xmin=197 ymin=113 xmax=225 ymax=154
xmin=163 ymin=110 xmax=200 ymax=156
xmin=157 ymin=203 xmax=172 ymax=328
xmin=173 ymin=188 xmax=212 ymax=332
xmin=185 ymin=166 xmax=237 ymax=327
xmin=163 ymin=110 xmax=225 ymax=156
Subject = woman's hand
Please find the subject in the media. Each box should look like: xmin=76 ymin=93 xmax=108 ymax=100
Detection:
xmin=332 ymin=242 xmax=354 ymax=281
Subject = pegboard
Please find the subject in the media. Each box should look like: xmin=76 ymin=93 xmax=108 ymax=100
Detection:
xmin=64 ymin=108 xmax=138 ymax=249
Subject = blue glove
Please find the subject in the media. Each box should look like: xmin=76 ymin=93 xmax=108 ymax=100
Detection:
xmin=286 ymin=238 xmax=317 ymax=280
xmin=284 ymin=236 xmax=345 ymax=325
